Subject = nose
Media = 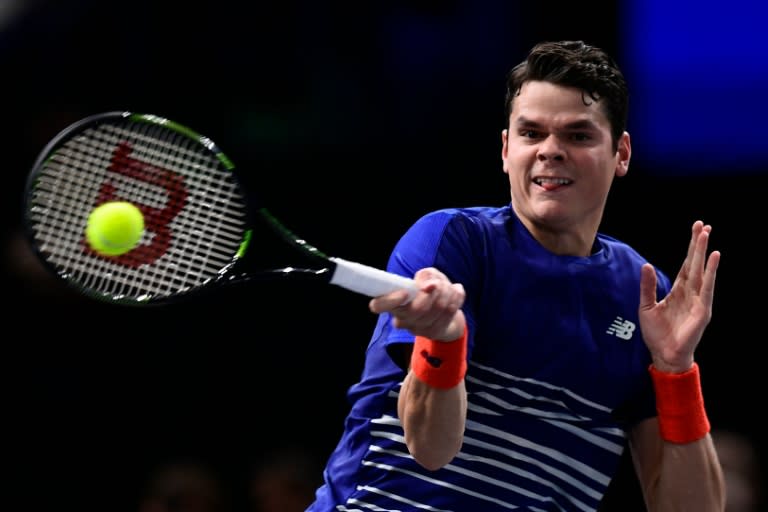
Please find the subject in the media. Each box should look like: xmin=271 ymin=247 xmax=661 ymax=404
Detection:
xmin=537 ymin=135 xmax=565 ymax=162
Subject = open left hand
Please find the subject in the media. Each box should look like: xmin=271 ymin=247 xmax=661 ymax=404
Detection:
xmin=638 ymin=220 xmax=721 ymax=373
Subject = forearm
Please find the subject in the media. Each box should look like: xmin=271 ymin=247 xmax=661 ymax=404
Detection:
xmin=398 ymin=325 xmax=469 ymax=471
xmin=398 ymin=371 xmax=467 ymax=471
xmin=640 ymin=363 xmax=726 ymax=511
xmin=649 ymin=435 xmax=725 ymax=511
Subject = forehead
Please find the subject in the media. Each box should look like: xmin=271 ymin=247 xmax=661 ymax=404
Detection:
xmin=511 ymin=81 xmax=609 ymax=128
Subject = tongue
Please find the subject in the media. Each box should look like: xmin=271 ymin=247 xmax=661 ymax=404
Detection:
xmin=541 ymin=182 xmax=564 ymax=191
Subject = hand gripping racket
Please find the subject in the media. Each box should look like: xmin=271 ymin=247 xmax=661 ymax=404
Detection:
xmin=24 ymin=111 xmax=417 ymax=306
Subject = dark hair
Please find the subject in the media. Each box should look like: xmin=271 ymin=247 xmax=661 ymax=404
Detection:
xmin=505 ymin=40 xmax=628 ymax=150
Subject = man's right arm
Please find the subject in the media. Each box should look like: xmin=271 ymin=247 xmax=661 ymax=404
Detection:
xmin=370 ymin=267 xmax=468 ymax=470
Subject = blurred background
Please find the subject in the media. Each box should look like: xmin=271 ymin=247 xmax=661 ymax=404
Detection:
xmin=3 ymin=1 xmax=765 ymax=511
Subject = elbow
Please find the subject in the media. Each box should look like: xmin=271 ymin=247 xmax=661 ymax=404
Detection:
xmin=414 ymin=456 xmax=451 ymax=472
xmin=407 ymin=436 xmax=463 ymax=471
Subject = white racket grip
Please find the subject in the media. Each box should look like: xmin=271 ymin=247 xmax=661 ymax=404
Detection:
xmin=329 ymin=257 xmax=418 ymax=303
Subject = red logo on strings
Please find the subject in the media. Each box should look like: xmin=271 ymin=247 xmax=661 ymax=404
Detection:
xmin=84 ymin=142 xmax=188 ymax=267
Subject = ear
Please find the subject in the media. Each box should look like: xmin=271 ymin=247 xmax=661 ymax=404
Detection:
xmin=501 ymin=129 xmax=509 ymax=174
xmin=615 ymin=131 xmax=631 ymax=177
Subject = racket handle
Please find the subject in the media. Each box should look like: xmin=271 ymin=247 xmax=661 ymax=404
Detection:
xmin=329 ymin=257 xmax=418 ymax=303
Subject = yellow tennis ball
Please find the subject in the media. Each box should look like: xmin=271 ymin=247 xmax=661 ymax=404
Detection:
xmin=85 ymin=201 xmax=145 ymax=256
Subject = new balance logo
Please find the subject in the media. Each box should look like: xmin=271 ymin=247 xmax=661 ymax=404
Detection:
xmin=606 ymin=317 xmax=636 ymax=340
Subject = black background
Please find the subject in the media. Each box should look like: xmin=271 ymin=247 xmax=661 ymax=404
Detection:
xmin=3 ymin=2 xmax=762 ymax=511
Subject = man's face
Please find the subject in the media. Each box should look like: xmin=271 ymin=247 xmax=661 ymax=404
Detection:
xmin=501 ymin=80 xmax=630 ymax=239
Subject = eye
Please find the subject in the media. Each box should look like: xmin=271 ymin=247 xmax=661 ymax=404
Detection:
xmin=569 ymin=132 xmax=592 ymax=142
xmin=520 ymin=129 xmax=542 ymax=139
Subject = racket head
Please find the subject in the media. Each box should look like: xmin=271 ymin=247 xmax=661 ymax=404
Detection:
xmin=24 ymin=111 xmax=256 ymax=305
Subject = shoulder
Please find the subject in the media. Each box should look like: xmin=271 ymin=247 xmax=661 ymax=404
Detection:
xmin=597 ymin=233 xmax=646 ymax=262
xmin=400 ymin=205 xmax=508 ymax=247
xmin=388 ymin=206 xmax=508 ymax=276
xmin=418 ymin=205 xmax=508 ymax=220
xmin=597 ymin=233 xmax=672 ymax=289
xmin=411 ymin=205 xmax=510 ymax=232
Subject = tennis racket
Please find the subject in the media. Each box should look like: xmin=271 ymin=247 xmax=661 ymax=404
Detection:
xmin=24 ymin=111 xmax=417 ymax=306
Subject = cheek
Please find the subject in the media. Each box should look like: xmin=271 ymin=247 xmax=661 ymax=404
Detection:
xmin=591 ymin=166 xmax=617 ymax=198
xmin=503 ymin=146 xmax=530 ymax=170
xmin=503 ymin=153 xmax=531 ymax=187
xmin=507 ymin=171 xmax=529 ymax=198
xmin=583 ymin=154 xmax=618 ymax=184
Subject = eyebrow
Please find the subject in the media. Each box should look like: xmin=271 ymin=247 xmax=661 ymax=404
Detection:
xmin=514 ymin=116 xmax=598 ymax=131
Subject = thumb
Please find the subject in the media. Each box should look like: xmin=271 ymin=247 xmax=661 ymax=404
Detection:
xmin=639 ymin=263 xmax=658 ymax=312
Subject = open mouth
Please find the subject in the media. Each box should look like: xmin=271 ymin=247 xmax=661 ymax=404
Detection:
xmin=533 ymin=177 xmax=573 ymax=190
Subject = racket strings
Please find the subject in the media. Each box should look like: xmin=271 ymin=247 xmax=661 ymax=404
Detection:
xmin=27 ymin=118 xmax=250 ymax=303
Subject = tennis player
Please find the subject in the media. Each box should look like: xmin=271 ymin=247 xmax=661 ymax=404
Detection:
xmin=307 ymin=40 xmax=725 ymax=511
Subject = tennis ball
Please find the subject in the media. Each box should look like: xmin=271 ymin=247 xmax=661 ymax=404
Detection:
xmin=85 ymin=201 xmax=145 ymax=256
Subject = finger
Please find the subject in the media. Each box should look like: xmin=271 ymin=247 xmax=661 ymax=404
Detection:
xmin=369 ymin=288 xmax=413 ymax=313
xmin=681 ymin=221 xmax=703 ymax=277
xmin=394 ymin=283 xmax=464 ymax=335
xmin=405 ymin=281 xmax=459 ymax=323
xmin=430 ymin=281 xmax=465 ymax=311
xmin=688 ymin=228 xmax=711 ymax=291
xmin=700 ymin=250 xmax=720 ymax=308
xmin=400 ymin=300 xmax=462 ymax=339
xmin=675 ymin=220 xmax=704 ymax=284
xmin=369 ymin=268 xmax=446 ymax=313
xmin=639 ymin=262 xmax=658 ymax=312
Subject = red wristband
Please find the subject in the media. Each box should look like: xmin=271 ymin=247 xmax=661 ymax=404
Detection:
xmin=649 ymin=362 xmax=710 ymax=444
xmin=411 ymin=326 xmax=468 ymax=389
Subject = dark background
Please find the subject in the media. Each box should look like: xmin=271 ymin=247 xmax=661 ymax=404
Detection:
xmin=2 ymin=1 xmax=763 ymax=511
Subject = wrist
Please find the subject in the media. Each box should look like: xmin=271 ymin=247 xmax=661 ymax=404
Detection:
xmin=649 ymin=362 xmax=710 ymax=444
xmin=650 ymin=357 xmax=694 ymax=374
xmin=411 ymin=325 xmax=468 ymax=389
xmin=434 ymin=322 xmax=466 ymax=343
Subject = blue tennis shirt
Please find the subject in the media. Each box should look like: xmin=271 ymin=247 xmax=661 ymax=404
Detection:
xmin=308 ymin=205 xmax=669 ymax=511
